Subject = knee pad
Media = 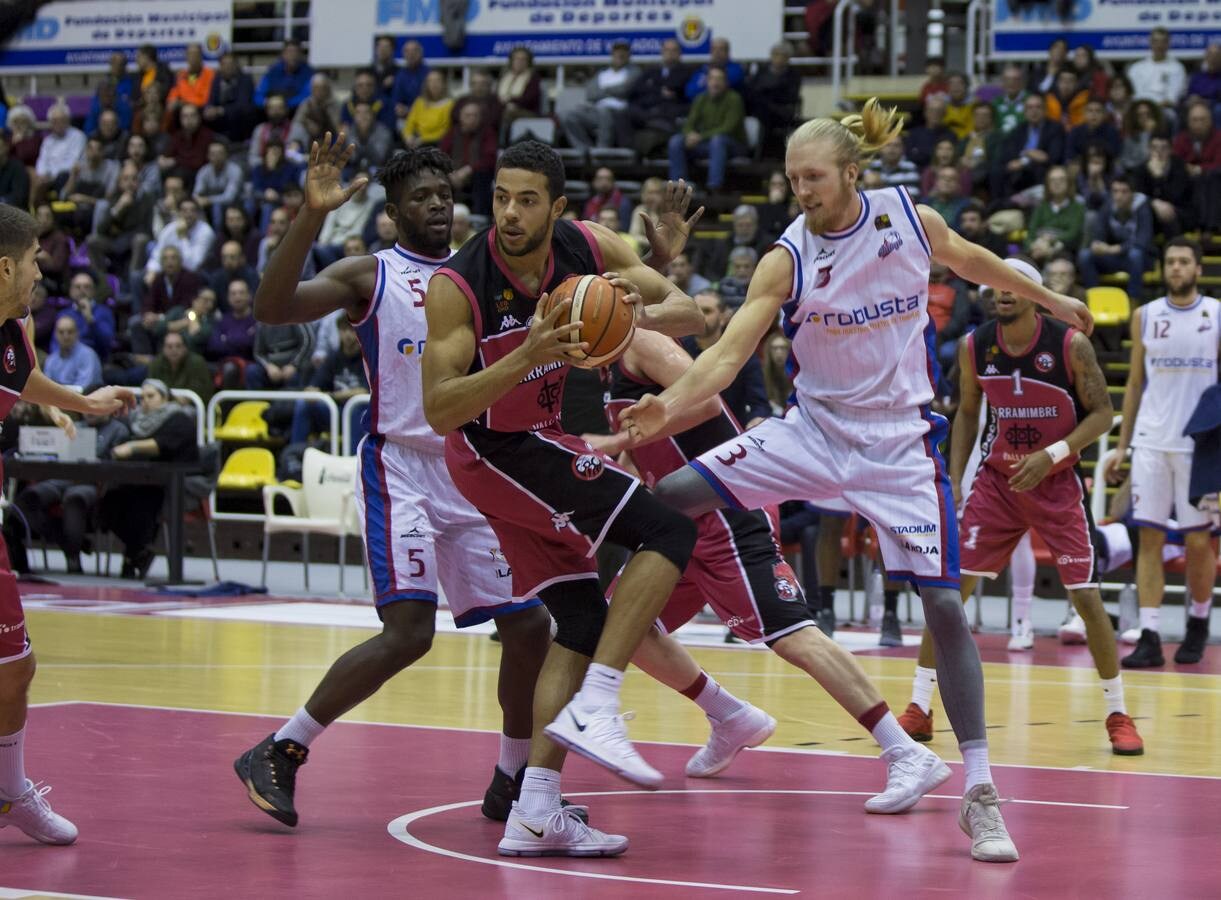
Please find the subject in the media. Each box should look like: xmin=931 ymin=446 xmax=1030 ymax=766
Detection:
xmin=606 ymin=488 xmax=698 ymax=573
xmin=540 ymin=579 xmax=607 ymax=658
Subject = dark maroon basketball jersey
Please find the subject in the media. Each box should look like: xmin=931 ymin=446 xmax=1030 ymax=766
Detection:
xmin=0 ymin=317 xmax=35 ymax=421
xmin=437 ymin=219 xmax=603 ymax=434
xmin=969 ymin=315 xmax=1084 ymax=475
xmin=605 ymin=355 xmax=742 ymax=487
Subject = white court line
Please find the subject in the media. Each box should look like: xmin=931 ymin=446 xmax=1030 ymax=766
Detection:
xmin=29 ymin=700 xmax=1221 ymax=782
xmin=0 ymin=888 xmax=125 ymax=900
xmin=386 ymin=796 xmax=799 ymax=895
xmin=386 ymin=787 xmax=1126 ymax=894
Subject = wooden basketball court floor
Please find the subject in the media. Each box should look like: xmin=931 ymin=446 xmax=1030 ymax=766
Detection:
xmin=6 ymin=580 xmax=1220 ymax=899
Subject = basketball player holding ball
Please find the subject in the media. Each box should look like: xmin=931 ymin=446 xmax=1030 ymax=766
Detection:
xmin=422 ymin=142 xmax=704 ymax=857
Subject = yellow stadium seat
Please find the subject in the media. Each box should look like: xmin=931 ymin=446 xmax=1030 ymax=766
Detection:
xmin=1087 ymin=287 xmax=1131 ymax=328
xmin=217 ymin=447 xmax=276 ymax=491
xmin=214 ymin=401 xmax=270 ymax=442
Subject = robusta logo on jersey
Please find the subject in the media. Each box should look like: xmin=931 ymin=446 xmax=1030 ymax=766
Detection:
xmin=804 ymin=294 xmax=921 ymax=330
xmin=572 ymin=453 xmax=604 ymax=481
xmin=1034 ymin=351 xmax=1055 ymax=372
xmin=2 ymin=345 xmax=14 ymax=375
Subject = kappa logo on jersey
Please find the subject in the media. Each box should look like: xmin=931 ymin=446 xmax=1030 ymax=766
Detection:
xmin=874 ymin=213 xmax=892 ymax=231
xmin=984 ymin=364 xmax=999 ymax=375
xmin=397 ymin=337 xmax=426 ymax=357
xmin=1 ymin=345 xmax=14 ymax=375
xmin=500 ymin=315 xmax=523 ymax=329
xmin=877 ymin=230 xmax=904 ymax=258
xmin=1034 ymin=351 xmax=1055 ymax=373
xmin=572 ymin=453 xmax=604 ymax=481
xmin=815 ymin=265 xmax=833 ymax=289
xmin=550 ymin=510 xmax=575 ymax=531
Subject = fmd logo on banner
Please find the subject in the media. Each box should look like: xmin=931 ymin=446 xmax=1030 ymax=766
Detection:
xmin=312 ymin=0 xmax=782 ymax=66
xmin=0 ymin=0 xmax=232 ymax=71
xmin=992 ymin=0 xmax=1221 ymax=58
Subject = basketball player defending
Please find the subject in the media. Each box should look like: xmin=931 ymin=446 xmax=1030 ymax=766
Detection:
xmin=423 ymin=142 xmax=703 ymax=857
xmin=896 ymin=257 xmax=1144 ymax=755
xmin=622 ymin=101 xmax=1093 ymax=863
xmin=1106 ymin=238 xmax=1219 ymax=668
xmin=234 ymin=137 xmax=553 ymax=828
xmin=596 ymin=328 xmax=952 ymax=806
xmin=0 ymin=205 xmax=135 ymax=844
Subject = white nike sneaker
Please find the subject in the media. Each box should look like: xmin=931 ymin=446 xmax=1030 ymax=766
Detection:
xmin=864 ymin=744 xmax=952 ymax=814
xmin=544 ymin=700 xmax=663 ymax=789
xmin=685 ymin=705 xmax=776 ymax=778
xmin=0 ymin=780 xmax=78 ymax=845
xmin=498 ymin=803 xmax=627 ymax=857
xmin=959 ymin=783 xmax=1019 ymax=862
xmin=1120 ymin=627 xmax=1141 ymax=645
xmin=1058 ymin=613 xmax=1088 ymax=645
xmin=1007 ymin=618 xmax=1034 ymax=651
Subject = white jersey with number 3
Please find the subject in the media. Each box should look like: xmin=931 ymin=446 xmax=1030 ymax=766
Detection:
xmin=775 ymin=187 xmax=938 ymax=410
xmin=352 ymin=244 xmax=451 ymax=452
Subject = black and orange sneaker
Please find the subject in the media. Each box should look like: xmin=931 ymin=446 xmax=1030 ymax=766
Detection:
xmin=234 ymin=734 xmax=308 ymax=827
xmin=898 ymin=702 xmax=934 ymax=742
xmin=1106 ymin=712 xmax=1145 ymax=756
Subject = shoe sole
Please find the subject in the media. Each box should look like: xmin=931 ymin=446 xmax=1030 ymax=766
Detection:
xmin=1007 ymin=642 xmax=1034 ymax=651
xmin=498 ymin=841 xmax=627 ymax=858
xmin=543 ymin=722 xmax=663 ymax=790
xmin=1058 ymin=632 xmax=1087 ymax=645
xmin=1111 ymin=744 xmax=1145 ymax=756
xmin=233 ymin=753 xmax=298 ymax=827
xmin=1120 ymin=657 xmax=1165 ymax=668
xmin=865 ymin=759 xmax=952 ymax=814
xmin=686 ymin=714 xmax=777 ymax=778
xmin=0 ymin=818 xmax=78 ymax=845
xmin=1173 ymin=651 xmax=1204 ymax=664
xmin=879 ymin=633 xmax=903 ymax=647
xmin=958 ymin=816 xmax=1020 ymax=862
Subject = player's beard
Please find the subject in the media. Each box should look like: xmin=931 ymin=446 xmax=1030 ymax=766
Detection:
xmin=1166 ymin=274 xmax=1198 ymax=301
xmin=806 ymin=174 xmax=856 ymax=235
xmin=496 ymin=220 xmax=549 ymax=258
xmin=400 ymin=215 xmax=451 ymax=257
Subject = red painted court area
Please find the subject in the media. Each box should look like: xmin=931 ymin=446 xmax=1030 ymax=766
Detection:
xmin=6 ymin=703 xmax=1215 ymax=899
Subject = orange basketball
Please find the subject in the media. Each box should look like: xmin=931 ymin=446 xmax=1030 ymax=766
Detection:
xmin=541 ymin=274 xmax=636 ymax=369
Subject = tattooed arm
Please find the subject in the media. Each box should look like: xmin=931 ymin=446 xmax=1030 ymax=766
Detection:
xmin=1008 ymin=331 xmax=1115 ymax=492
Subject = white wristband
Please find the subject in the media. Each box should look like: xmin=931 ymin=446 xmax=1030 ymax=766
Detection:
xmin=1045 ymin=440 xmax=1072 ymax=465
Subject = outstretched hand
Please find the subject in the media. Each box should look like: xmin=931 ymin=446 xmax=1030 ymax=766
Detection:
xmin=618 ymin=393 xmax=668 ymax=445
xmin=640 ymin=179 xmax=705 ymax=268
xmin=85 ymin=386 xmax=137 ymax=417
xmin=306 ymin=131 xmax=369 ymax=214
xmin=1044 ymin=291 xmax=1094 ymax=336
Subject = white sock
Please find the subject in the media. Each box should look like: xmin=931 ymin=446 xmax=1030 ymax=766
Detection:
xmin=0 ymin=727 xmax=26 ymax=799
xmin=961 ymin=741 xmax=993 ymax=792
xmin=498 ymin=735 xmax=531 ymax=776
xmin=275 ymin=707 xmax=326 ymax=747
xmin=1139 ymin=607 xmax=1161 ymax=633
xmin=911 ymin=666 xmax=937 ymax=714
xmin=690 ymin=673 xmax=746 ymax=722
xmin=516 ymin=766 xmax=561 ymax=817
xmin=871 ymin=711 xmax=917 ymax=753
xmin=1100 ymin=675 xmax=1126 ymax=715
xmin=1010 ymin=532 xmax=1036 ymax=619
xmin=1189 ymin=598 xmax=1213 ymax=620
xmin=1011 ymin=590 xmax=1033 ymax=624
xmin=576 ymin=663 xmax=624 ymax=710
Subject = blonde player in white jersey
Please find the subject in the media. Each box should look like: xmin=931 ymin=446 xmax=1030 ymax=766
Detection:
xmin=622 ymin=100 xmax=1093 ymax=863
xmin=232 ymin=138 xmax=554 ymax=829
xmin=1106 ymin=238 xmax=1220 ymax=668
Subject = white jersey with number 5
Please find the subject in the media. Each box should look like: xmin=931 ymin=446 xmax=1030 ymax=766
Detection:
xmin=1132 ymin=294 xmax=1220 ymax=453
xmin=352 ymin=244 xmax=451 ymax=451
xmin=775 ymin=187 xmax=937 ymax=410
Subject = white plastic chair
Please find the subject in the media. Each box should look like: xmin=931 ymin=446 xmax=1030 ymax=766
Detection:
xmin=261 ymin=448 xmax=365 ymax=592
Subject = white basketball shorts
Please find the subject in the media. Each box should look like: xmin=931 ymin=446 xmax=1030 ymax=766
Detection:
xmin=688 ymin=400 xmax=959 ymax=588
xmin=1129 ymin=446 xmax=1212 ymax=531
xmin=355 ymin=435 xmax=542 ymax=625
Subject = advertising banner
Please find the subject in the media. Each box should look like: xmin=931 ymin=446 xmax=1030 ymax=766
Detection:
xmin=311 ymin=0 xmax=784 ymax=66
xmin=0 ymin=0 xmax=232 ymax=72
xmin=992 ymin=0 xmax=1218 ymax=59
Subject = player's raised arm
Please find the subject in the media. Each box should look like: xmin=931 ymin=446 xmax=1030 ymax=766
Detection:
xmin=586 ymin=220 xmax=703 ymax=337
xmin=254 ymin=131 xmax=374 ymax=325
xmin=638 ymin=179 xmax=704 ymax=273
xmin=948 ymin=335 xmax=983 ymax=508
xmin=421 ymin=274 xmax=585 ymax=434
xmin=919 ymin=205 xmax=1094 ymax=335
xmin=619 ymin=246 xmax=793 ymax=444
xmin=1105 ymin=306 xmax=1146 ymax=483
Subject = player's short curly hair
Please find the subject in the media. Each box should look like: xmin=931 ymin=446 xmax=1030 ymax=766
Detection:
xmin=495 ymin=140 xmax=565 ymax=203
xmin=0 ymin=203 xmax=37 ymax=263
xmin=377 ymin=147 xmax=454 ymax=203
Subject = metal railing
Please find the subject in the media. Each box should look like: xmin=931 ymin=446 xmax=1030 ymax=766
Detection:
xmin=830 ymin=1 xmax=861 ymax=107
xmin=964 ymin=0 xmax=990 ymax=88
xmin=170 ymin=389 xmax=207 ymax=446
xmin=341 ymin=395 xmax=370 ymax=456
